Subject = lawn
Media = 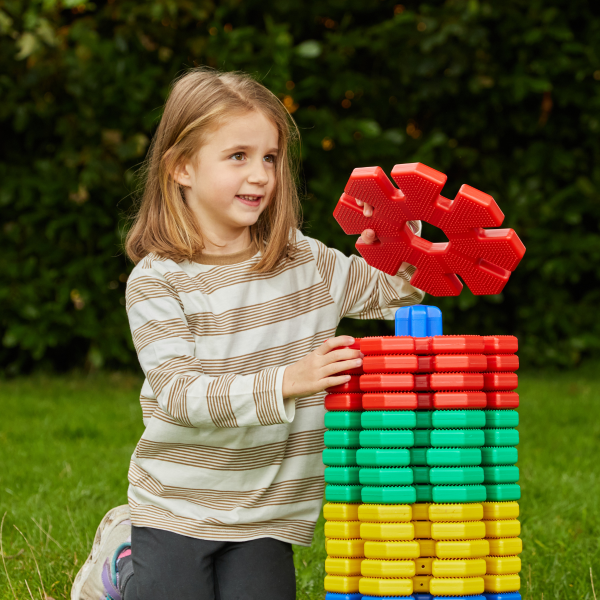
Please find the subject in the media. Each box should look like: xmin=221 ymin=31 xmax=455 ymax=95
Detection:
xmin=1 ymin=368 xmax=599 ymax=600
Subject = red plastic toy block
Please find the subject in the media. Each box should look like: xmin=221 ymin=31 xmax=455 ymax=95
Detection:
xmin=486 ymin=355 xmax=519 ymax=372
xmin=360 ymin=374 xmax=415 ymax=392
xmin=361 ymin=335 xmax=485 ymax=356
xmin=483 ymin=335 xmax=518 ymax=354
xmin=431 ymin=391 xmax=487 ymax=409
xmin=483 ymin=372 xmax=519 ymax=391
xmin=333 ymin=163 xmax=526 ymax=296
xmin=338 ymin=365 xmax=365 ymax=376
xmin=361 ymin=336 xmax=415 ymax=355
xmin=363 ymin=354 xmax=487 ymax=373
xmin=362 ymin=393 xmax=419 ymax=410
xmin=414 ymin=373 xmax=485 ymax=391
xmin=487 ymin=391 xmax=520 ymax=408
xmin=324 ymin=393 xmax=363 ymax=411
xmin=433 ymin=354 xmax=487 ymax=372
xmin=327 ymin=376 xmax=362 ymax=393
xmin=427 ymin=336 xmax=485 ymax=354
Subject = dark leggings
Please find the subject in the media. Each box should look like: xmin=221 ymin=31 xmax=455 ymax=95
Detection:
xmin=122 ymin=525 xmax=296 ymax=600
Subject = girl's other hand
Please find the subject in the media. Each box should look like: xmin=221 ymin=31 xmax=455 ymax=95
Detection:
xmin=282 ymin=336 xmax=363 ymax=399
xmin=355 ymin=197 xmax=378 ymax=245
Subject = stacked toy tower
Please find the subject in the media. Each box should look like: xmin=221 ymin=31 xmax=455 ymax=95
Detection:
xmin=323 ymin=340 xmax=365 ymax=596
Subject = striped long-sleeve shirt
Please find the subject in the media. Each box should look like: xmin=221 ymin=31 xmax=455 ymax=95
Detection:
xmin=125 ymin=229 xmax=424 ymax=545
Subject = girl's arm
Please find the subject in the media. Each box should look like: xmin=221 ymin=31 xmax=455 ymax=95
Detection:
xmin=126 ymin=261 xmax=360 ymax=429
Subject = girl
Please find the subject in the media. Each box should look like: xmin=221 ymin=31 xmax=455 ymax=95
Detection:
xmin=72 ymin=67 xmax=423 ymax=600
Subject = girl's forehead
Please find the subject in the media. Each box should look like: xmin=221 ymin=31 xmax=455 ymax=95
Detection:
xmin=208 ymin=111 xmax=279 ymax=148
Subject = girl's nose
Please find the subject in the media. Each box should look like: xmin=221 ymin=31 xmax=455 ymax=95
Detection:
xmin=247 ymin=160 xmax=270 ymax=186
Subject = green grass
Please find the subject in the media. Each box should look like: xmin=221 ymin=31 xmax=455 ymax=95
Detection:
xmin=1 ymin=369 xmax=599 ymax=600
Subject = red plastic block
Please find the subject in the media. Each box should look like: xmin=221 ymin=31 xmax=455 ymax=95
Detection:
xmin=324 ymin=393 xmax=363 ymax=411
xmin=360 ymin=374 xmax=415 ymax=392
xmin=338 ymin=365 xmax=365 ymax=376
xmin=433 ymin=391 xmax=487 ymax=409
xmin=487 ymin=392 xmax=520 ymax=408
xmin=483 ymin=335 xmax=518 ymax=354
xmin=486 ymin=355 xmax=519 ymax=372
xmin=361 ymin=336 xmax=415 ymax=355
xmin=363 ymin=355 xmax=435 ymax=373
xmin=433 ymin=354 xmax=488 ymax=372
xmin=414 ymin=373 xmax=485 ymax=391
xmin=327 ymin=376 xmax=362 ymax=393
xmin=333 ymin=163 xmax=525 ymax=296
xmin=362 ymin=393 xmax=419 ymax=410
xmin=483 ymin=373 xmax=519 ymax=391
xmin=416 ymin=394 xmax=435 ymax=409
xmin=429 ymin=336 xmax=485 ymax=354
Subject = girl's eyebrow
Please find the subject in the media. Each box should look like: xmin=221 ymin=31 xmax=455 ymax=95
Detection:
xmin=221 ymin=144 xmax=279 ymax=154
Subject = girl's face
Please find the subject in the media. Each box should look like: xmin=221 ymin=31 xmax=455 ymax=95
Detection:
xmin=175 ymin=110 xmax=279 ymax=246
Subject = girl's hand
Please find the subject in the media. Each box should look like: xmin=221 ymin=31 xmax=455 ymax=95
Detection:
xmin=282 ymin=336 xmax=363 ymax=399
xmin=355 ymin=197 xmax=378 ymax=245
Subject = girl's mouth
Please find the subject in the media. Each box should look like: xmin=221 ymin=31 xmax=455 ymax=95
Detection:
xmin=236 ymin=195 xmax=262 ymax=206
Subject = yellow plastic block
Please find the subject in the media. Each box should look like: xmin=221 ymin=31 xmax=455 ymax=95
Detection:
xmin=325 ymin=557 xmax=363 ymax=576
xmin=430 ymin=576 xmax=485 ymax=595
xmin=430 ymin=503 xmax=484 ymax=522
xmin=361 ymin=522 xmax=414 ymax=541
xmin=482 ymin=501 xmax=519 ymax=521
xmin=485 ymin=555 xmax=522 ymax=575
xmin=324 ymin=575 xmax=361 ymax=593
xmin=324 ymin=521 xmax=361 ymax=539
xmin=364 ymin=540 xmax=421 ymax=559
xmin=358 ymin=504 xmax=412 ymax=522
xmin=432 ymin=558 xmax=487 ymax=577
xmin=435 ymin=539 xmax=490 ymax=559
xmin=487 ymin=537 xmax=523 ymax=556
xmin=361 ymin=558 xmax=416 ymax=578
xmin=413 ymin=575 xmax=432 ymax=592
xmin=415 ymin=557 xmax=433 ymax=575
xmin=431 ymin=521 xmax=486 ymax=540
xmin=359 ymin=577 xmax=413 ymax=596
xmin=418 ymin=539 xmax=436 ymax=557
xmin=413 ymin=520 xmax=432 ymax=538
xmin=484 ymin=519 xmax=521 ymax=538
xmin=324 ymin=503 xmax=360 ymax=522
xmin=484 ymin=573 xmax=521 ymax=593
xmin=326 ymin=538 xmax=365 ymax=558
xmin=412 ymin=503 xmax=431 ymax=520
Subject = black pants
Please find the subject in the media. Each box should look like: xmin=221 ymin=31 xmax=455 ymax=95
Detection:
xmin=122 ymin=525 xmax=296 ymax=600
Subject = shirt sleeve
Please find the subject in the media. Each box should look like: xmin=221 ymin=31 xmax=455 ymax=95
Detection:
xmin=126 ymin=259 xmax=293 ymax=429
xmin=308 ymin=222 xmax=425 ymax=320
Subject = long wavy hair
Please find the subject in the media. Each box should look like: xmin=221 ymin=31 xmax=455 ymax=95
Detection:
xmin=126 ymin=68 xmax=302 ymax=272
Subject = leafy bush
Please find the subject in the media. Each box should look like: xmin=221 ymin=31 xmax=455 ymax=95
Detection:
xmin=2 ymin=0 xmax=600 ymax=373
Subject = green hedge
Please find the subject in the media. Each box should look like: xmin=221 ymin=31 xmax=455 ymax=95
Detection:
xmin=2 ymin=0 xmax=600 ymax=373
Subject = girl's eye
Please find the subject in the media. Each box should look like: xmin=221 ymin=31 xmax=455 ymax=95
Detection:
xmin=231 ymin=152 xmax=245 ymax=161
xmin=264 ymin=154 xmax=276 ymax=164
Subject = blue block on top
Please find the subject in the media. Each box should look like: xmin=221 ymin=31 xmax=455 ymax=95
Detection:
xmin=413 ymin=594 xmax=433 ymax=600
xmin=395 ymin=305 xmax=442 ymax=337
xmin=483 ymin=594 xmax=522 ymax=600
xmin=325 ymin=594 xmax=363 ymax=600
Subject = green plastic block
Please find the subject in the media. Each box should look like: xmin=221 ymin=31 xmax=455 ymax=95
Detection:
xmin=361 ymin=410 xmax=417 ymax=429
xmin=412 ymin=466 xmax=431 ymax=484
xmin=414 ymin=429 xmax=431 ymax=446
xmin=415 ymin=411 xmax=433 ymax=428
xmin=429 ymin=466 xmax=484 ymax=485
xmin=432 ymin=484 xmax=487 ymax=503
xmin=426 ymin=447 xmax=482 ymax=466
xmin=484 ymin=409 xmax=519 ymax=428
xmin=362 ymin=485 xmax=417 ymax=504
xmin=360 ymin=430 xmax=415 ymax=448
xmin=483 ymin=428 xmax=519 ymax=447
xmin=485 ymin=483 xmax=521 ymax=501
xmin=359 ymin=467 xmax=414 ymax=486
xmin=357 ymin=448 xmax=411 ymax=467
xmin=481 ymin=446 xmax=518 ymax=466
xmin=324 ymin=411 xmax=362 ymax=430
xmin=431 ymin=410 xmax=486 ymax=429
xmin=415 ymin=484 xmax=433 ymax=502
xmin=325 ymin=484 xmax=362 ymax=503
xmin=483 ymin=466 xmax=520 ymax=484
xmin=324 ymin=430 xmax=361 ymax=448
xmin=323 ymin=448 xmax=358 ymax=467
xmin=410 ymin=448 xmax=428 ymax=466
xmin=430 ymin=429 xmax=485 ymax=448
xmin=324 ymin=466 xmax=360 ymax=485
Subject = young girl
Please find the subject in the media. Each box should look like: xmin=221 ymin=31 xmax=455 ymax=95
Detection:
xmin=72 ymin=67 xmax=423 ymax=600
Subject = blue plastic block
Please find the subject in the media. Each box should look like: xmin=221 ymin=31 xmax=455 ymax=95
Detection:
xmin=413 ymin=595 xmax=433 ymax=600
xmin=483 ymin=594 xmax=521 ymax=600
xmin=435 ymin=597 xmax=486 ymax=600
xmin=362 ymin=597 xmax=415 ymax=600
xmin=325 ymin=594 xmax=363 ymax=600
xmin=395 ymin=305 xmax=442 ymax=337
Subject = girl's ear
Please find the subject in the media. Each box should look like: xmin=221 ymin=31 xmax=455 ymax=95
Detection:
xmin=172 ymin=159 xmax=193 ymax=188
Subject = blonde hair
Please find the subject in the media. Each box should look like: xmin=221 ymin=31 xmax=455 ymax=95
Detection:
xmin=126 ymin=68 xmax=302 ymax=272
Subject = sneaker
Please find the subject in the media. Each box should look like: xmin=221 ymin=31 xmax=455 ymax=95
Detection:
xmin=71 ymin=505 xmax=131 ymax=600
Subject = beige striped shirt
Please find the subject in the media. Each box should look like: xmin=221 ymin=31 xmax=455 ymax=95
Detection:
xmin=126 ymin=229 xmax=424 ymax=545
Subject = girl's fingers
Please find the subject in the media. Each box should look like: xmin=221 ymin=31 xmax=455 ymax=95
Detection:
xmin=363 ymin=202 xmax=373 ymax=217
xmin=360 ymin=229 xmax=378 ymax=245
xmin=355 ymin=198 xmax=364 ymax=207
xmin=322 ymin=348 xmax=362 ymax=364
xmin=316 ymin=336 xmax=355 ymax=356
xmin=323 ymin=358 xmax=363 ymax=377
xmin=322 ymin=374 xmax=352 ymax=389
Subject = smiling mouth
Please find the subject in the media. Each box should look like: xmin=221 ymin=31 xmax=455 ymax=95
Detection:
xmin=236 ymin=195 xmax=262 ymax=205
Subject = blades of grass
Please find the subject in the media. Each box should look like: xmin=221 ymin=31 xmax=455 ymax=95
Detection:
xmin=592 ymin=567 xmax=597 ymax=600
xmin=31 ymin=518 xmax=65 ymax=551
xmin=14 ymin=525 xmax=47 ymax=600
xmin=0 ymin=512 xmax=18 ymax=600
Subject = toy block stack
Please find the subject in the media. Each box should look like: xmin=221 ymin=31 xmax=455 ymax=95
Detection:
xmin=323 ymin=340 xmax=365 ymax=599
